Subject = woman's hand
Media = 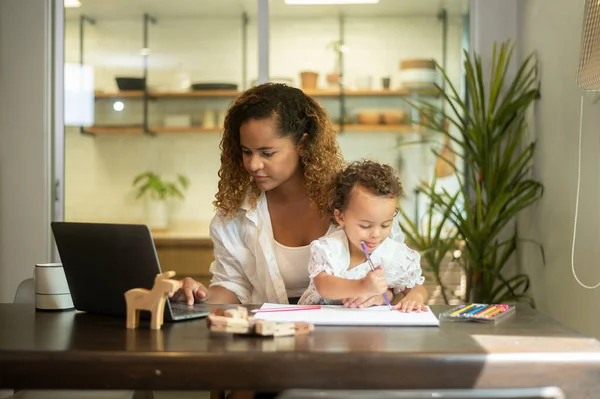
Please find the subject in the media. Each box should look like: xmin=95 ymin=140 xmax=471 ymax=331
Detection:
xmin=393 ymin=290 xmax=427 ymax=313
xmin=168 ymin=277 xmax=207 ymax=305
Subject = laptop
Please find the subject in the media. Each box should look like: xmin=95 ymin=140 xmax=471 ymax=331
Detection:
xmin=51 ymin=221 xmax=211 ymax=321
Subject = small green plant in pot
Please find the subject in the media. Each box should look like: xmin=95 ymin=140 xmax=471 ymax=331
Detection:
xmin=132 ymin=172 xmax=190 ymax=230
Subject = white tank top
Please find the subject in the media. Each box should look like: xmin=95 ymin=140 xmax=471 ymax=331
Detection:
xmin=273 ymin=240 xmax=311 ymax=298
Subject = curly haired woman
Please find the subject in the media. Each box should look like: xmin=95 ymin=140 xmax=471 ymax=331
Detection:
xmin=170 ymin=84 xmax=406 ymax=308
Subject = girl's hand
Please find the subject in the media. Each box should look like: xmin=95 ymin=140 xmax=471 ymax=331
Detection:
xmin=359 ymin=266 xmax=388 ymax=297
xmin=393 ymin=290 xmax=428 ymax=313
xmin=342 ymin=289 xmax=393 ymax=308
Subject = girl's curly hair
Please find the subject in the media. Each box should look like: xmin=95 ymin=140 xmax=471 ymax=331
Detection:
xmin=214 ymin=83 xmax=344 ymax=218
xmin=328 ymin=159 xmax=405 ymax=224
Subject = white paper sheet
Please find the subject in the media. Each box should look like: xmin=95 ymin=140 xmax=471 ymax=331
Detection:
xmin=253 ymin=304 xmax=440 ymax=326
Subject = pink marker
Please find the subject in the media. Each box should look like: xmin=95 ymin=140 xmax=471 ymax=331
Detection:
xmin=251 ymin=305 xmax=321 ymax=313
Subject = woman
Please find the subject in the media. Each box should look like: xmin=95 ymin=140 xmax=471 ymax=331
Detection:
xmin=170 ymin=83 xmax=404 ymax=308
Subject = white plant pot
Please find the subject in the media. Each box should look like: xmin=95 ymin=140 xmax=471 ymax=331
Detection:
xmin=147 ymin=199 xmax=169 ymax=230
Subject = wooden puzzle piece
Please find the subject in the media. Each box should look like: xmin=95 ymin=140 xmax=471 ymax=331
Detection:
xmin=207 ymin=313 xmax=253 ymax=334
xmin=273 ymin=322 xmax=296 ymax=337
xmin=224 ymin=306 xmax=249 ymax=319
xmin=293 ymin=322 xmax=314 ymax=336
xmin=254 ymin=319 xmax=277 ymax=336
xmin=206 ymin=307 xmax=315 ymax=337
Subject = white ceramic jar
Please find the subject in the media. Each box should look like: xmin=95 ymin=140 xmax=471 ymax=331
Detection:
xmin=34 ymin=263 xmax=74 ymax=311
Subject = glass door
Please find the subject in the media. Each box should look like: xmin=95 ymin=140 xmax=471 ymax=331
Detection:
xmin=62 ymin=0 xmax=258 ymax=286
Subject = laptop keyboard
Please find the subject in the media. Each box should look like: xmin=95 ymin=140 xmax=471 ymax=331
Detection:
xmin=169 ymin=302 xmax=211 ymax=320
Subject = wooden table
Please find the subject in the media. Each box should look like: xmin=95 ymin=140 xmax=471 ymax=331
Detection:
xmin=1 ymin=304 xmax=600 ymax=398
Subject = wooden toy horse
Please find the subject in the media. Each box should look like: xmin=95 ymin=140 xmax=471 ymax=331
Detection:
xmin=124 ymin=271 xmax=179 ymax=330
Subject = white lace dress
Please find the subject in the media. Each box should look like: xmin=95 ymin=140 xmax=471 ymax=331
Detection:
xmin=298 ymin=228 xmax=424 ymax=306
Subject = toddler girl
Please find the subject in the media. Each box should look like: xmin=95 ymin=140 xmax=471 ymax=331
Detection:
xmin=298 ymin=160 xmax=428 ymax=312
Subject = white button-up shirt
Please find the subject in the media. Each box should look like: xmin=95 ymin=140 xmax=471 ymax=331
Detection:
xmin=209 ymin=191 xmax=405 ymax=304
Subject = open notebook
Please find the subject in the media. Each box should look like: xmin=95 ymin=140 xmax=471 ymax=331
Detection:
xmin=253 ymin=304 xmax=440 ymax=326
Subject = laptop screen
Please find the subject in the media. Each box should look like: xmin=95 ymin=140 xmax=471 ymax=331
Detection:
xmin=51 ymin=222 xmax=163 ymax=317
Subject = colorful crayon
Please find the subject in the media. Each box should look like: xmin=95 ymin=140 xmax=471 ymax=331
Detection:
xmin=478 ymin=305 xmax=500 ymax=318
xmin=484 ymin=307 xmax=505 ymax=318
xmin=465 ymin=304 xmax=488 ymax=316
xmin=450 ymin=303 xmax=476 ymax=316
xmin=473 ymin=305 xmax=494 ymax=317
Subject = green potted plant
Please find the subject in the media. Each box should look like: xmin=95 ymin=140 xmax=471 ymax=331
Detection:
xmin=132 ymin=172 xmax=190 ymax=230
xmin=404 ymin=41 xmax=544 ymax=304
xmin=400 ymin=179 xmax=463 ymax=305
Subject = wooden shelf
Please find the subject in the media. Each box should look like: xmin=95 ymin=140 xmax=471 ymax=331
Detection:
xmin=306 ymin=89 xmax=437 ymax=97
xmin=151 ymin=126 xmax=222 ymax=133
xmin=93 ymin=90 xmax=240 ymax=98
xmin=150 ymin=90 xmax=241 ymax=98
xmin=82 ymin=126 xmax=145 ymax=134
xmin=94 ymin=91 xmax=144 ymax=98
xmin=152 ymin=88 xmax=434 ymax=98
xmin=153 ymin=124 xmax=417 ymax=133
xmin=336 ymin=124 xmax=418 ymax=132
xmin=81 ymin=124 xmax=418 ymax=135
xmin=93 ymin=88 xmax=438 ymax=100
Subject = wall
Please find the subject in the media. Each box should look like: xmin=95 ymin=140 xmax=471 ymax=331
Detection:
xmin=469 ymin=0 xmax=600 ymax=339
xmin=518 ymin=0 xmax=600 ymax=338
xmin=470 ymin=0 xmax=519 ymax=66
xmin=63 ymin=14 xmax=465 ymax=227
xmin=0 ymin=0 xmax=53 ymax=303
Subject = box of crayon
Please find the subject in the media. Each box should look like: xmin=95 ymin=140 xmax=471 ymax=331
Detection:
xmin=440 ymin=303 xmax=516 ymax=323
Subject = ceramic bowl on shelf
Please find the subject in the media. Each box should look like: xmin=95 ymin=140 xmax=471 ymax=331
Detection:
xmin=115 ymin=77 xmax=146 ymax=91
xmin=190 ymin=83 xmax=238 ymax=91
xmin=381 ymin=109 xmax=406 ymax=125
xmin=356 ymin=110 xmax=382 ymax=125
